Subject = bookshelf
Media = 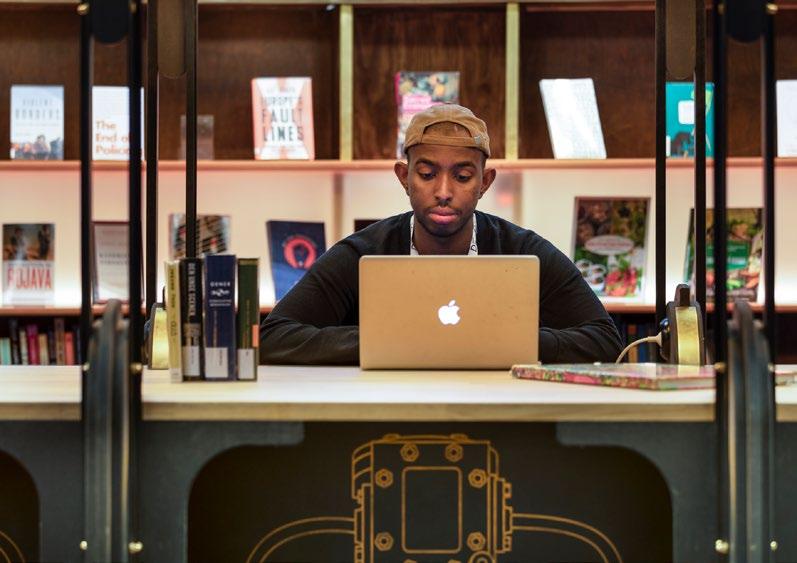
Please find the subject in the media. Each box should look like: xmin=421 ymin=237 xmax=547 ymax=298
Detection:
xmin=1 ymin=0 xmax=797 ymax=362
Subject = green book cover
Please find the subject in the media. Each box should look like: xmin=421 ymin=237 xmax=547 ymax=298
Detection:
xmin=237 ymin=258 xmax=259 ymax=380
xmin=685 ymin=208 xmax=763 ymax=301
xmin=666 ymin=82 xmax=714 ymax=158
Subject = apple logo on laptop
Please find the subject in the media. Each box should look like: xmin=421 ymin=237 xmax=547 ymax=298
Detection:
xmin=438 ymin=300 xmax=461 ymax=325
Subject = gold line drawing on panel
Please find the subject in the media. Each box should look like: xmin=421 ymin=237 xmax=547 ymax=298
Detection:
xmin=246 ymin=434 xmax=623 ymax=563
xmin=0 ymin=530 xmax=24 ymax=563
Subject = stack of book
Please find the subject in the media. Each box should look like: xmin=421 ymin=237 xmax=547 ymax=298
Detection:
xmin=162 ymin=255 xmax=260 ymax=382
xmin=0 ymin=318 xmax=80 ymax=365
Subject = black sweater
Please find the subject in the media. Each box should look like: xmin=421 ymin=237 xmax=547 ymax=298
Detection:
xmin=260 ymin=211 xmax=622 ymax=365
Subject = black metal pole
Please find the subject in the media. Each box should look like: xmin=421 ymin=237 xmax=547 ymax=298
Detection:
xmin=79 ymin=5 xmax=93 ymax=369
xmin=128 ymin=0 xmax=143 ymax=553
xmin=146 ymin=0 xmax=159 ymax=313
xmin=713 ymin=0 xmax=729 ymax=553
xmin=186 ymin=0 xmax=198 ymax=259
xmin=695 ymin=0 xmax=707 ymax=333
xmin=655 ymin=0 xmax=667 ymax=325
xmin=762 ymin=8 xmax=777 ymax=361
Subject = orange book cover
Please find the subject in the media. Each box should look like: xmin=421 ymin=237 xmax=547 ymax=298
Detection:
xmin=251 ymin=77 xmax=314 ymax=160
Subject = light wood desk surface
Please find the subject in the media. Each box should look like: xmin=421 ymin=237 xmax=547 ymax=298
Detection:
xmin=4 ymin=365 xmax=797 ymax=423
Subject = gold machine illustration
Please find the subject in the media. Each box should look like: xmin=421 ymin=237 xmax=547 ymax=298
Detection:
xmin=246 ymin=434 xmax=622 ymax=563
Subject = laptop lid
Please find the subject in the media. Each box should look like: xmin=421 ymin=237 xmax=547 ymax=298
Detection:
xmin=359 ymin=255 xmax=539 ymax=369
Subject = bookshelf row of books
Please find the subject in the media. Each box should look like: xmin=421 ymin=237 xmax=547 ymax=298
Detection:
xmin=0 ymin=318 xmax=80 ymax=366
xmin=10 ymin=77 xmax=797 ymax=162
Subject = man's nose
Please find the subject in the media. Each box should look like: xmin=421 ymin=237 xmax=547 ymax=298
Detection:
xmin=434 ymin=175 xmax=454 ymax=203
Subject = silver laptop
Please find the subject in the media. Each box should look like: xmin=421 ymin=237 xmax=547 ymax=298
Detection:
xmin=359 ymin=256 xmax=540 ymax=369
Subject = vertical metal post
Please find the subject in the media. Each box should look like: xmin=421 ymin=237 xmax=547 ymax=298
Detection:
xmin=186 ymin=0 xmax=198 ymax=258
xmin=79 ymin=3 xmax=93 ymax=368
xmin=713 ymin=0 xmax=729 ymax=555
xmin=505 ymin=3 xmax=520 ymax=161
xmin=694 ymin=0 xmax=707 ymax=331
xmin=762 ymin=5 xmax=777 ymax=360
xmin=128 ymin=0 xmax=143 ymax=554
xmin=655 ymin=0 xmax=667 ymax=325
xmin=146 ymin=0 xmax=159 ymax=312
xmin=339 ymin=4 xmax=353 ymax=161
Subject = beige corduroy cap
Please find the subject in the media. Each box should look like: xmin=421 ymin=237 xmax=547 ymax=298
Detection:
xmin=403 ymin=103 xmax=491 ymax=158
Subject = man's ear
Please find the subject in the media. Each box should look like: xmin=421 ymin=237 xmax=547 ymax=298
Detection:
xmin=479 ymin=167 xmax=497 ymax=199
xmin=394 ymin=160 xmax=410 ymax=195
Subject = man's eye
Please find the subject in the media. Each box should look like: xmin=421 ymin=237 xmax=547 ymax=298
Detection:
xmin=456 ymin=174 xmax=473 ymax=182
xmin=419 ymin=172 xmax=435 ymax=180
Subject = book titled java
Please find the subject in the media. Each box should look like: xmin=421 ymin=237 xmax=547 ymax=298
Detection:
xmin=10 ymin=85 xmax=64 ymax=160
xmin=251 ymin=77 xmax=314 ymax=160
xmin=203 ymin=254 xmax=236 ymax=380
xmin=395 ymin=71 xmax=460 ymax=158
xmin=572 ymin=198 xmax=649 ymax=298
xmin=266 ymin=221 xmax=326 ymax=301
xmin=2 ymin=223 xmax=55 ymax=305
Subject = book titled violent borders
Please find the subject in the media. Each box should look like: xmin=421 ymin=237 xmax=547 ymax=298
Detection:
xmin=251 ymin=77 xmax=314 ymax=160
xmin=266 ymin=220 xmax=326 ymax=301
xmin=10 ymin=84 xmax=64 ymax=160
xmin=395 ymin=71 xmax=459 ymax=158
xmin=237 ymin=258 xmax=259 ymax=380
xmin=203 ymin=254 xmax=236 ymax=380
xmin=572 ymin=197 xmax=649 ymax=298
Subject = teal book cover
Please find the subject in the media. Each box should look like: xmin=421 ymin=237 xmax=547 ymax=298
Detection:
xmin=666 ymin=82 xmax=714 ymax=158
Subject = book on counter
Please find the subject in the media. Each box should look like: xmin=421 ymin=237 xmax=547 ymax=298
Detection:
xmin=251 ymin=77 xmax=314 ymax=160
xmin=169 ymin=213 xmax=230 ymax=260
xmin=395 ymin=71 xmax=460 ymax=158
xmin=165 ymin=261 xmax=182 ymax=382
xmin=266 ymin=220 xmax=326 ymax=301
xmin=512 ymin=363 xmax=716 ymax=390
xmin=666 ymin=82 xmax=714 ymax=158
xmin=539 ymin=78 xmax=606 ymax=159
xmin=236 ymin=258 xmax=259 ymax=381
xmin=179 ymin=114 xmax=215 ymax=160
xmin=10 ymin=84 xmax=64 ymax=160
xmin=179 ymin=257 xmax=203 ymax=380
xmin=203 ymin=254 xmax=236 ymax=380
xmin=92 ymin=86 xmax=144 ymax=161
xmin=685 ymin=207 xmax=763 ymax=301
xmin=572 ymin=197 xmax=649 ymax=298
xmin=777 ymin=80 xmax=797 ymax=157
xmin=2 ymin=223 xmax=55 ymax=305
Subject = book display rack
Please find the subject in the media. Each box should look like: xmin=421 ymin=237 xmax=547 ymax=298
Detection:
xmin=1 ymin=0 xmax=797 ymax=360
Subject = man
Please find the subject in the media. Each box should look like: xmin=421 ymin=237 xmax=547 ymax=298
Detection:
xmin=261 ymin=104 xmax=622 ymax=364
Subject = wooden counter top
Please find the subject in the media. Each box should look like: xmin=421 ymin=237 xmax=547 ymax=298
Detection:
xmin=2 ymin=365 xmax=796 ymax=423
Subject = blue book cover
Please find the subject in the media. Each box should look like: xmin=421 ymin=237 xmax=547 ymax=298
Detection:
xmin=266 ymin=220 xmax=326 ymax=301
xmin=666 ymin=82 xmax=714 ymax=158
xmin=203 ymin=254 xmax=236 ymax=380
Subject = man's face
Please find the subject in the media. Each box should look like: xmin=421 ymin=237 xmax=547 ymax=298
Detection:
xmin=395 ymin=144 xmax=495 ymax=240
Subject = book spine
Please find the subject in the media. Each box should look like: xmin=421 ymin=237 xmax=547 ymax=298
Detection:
xmin=26 ymin=324 xmax=39 ymax=365
xmin=236 ymin=258 xmax=259 ymax=380
xmin=64 ymin=332 xmax=75 ymax=365
xmin=54 ymin=317 xmax=66 ymax=365
xmin=203 ymin=255 xmax=236 ymax=380
xmin=179 ymin=258 xmax=203 ymax=380
xmin=19 ymin=328 xmax=29 ymax=365
xmin=38 ymin=333 xmax=49 ymax=366
xmin=0 ymin=338 xmax=11 ymax=365
xmin=47 ymin=328 xmax=56 ymax=365
xmin=8 ymin=319 xmax=20 ymax=365
xmin=165 ymin=261 xmax=183 ymax=382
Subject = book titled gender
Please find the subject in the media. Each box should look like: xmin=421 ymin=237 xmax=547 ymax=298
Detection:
xmin=572 ymin=197 xmax=649 ymax=298
xmin=251 ymin=77 xmax=314 ymax=160
xmin=539 ymin=78 xmax=606 ymax=159
xmin=685 ymin=207 xmax=763 ymax=301
xmin=203 ymin=254 xmax=236 ymax=380
xmin=169 ymin=213 xmax=230 ymax=260
xmin=395 ymin=71 xmax=460 ymax=158
xmin=266 ymin=220 xmax=326 ymax=301
xmin=92 ymin=86 xmax=144 ymax=161
xmin=10 ymin=84 xmax=64 ymax=160
xmin=2 ymin=223 xmax=55 ymax=305
xmin=666 ymin=82 xmax=714 ymax=158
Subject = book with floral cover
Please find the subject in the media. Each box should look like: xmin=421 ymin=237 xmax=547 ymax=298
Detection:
xmin=395 ymin=71 xmax=459 ymax=158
